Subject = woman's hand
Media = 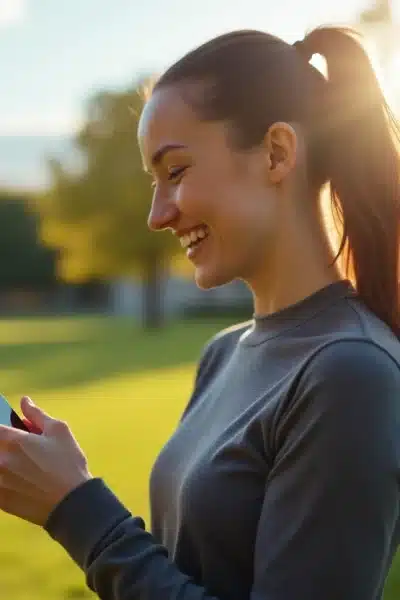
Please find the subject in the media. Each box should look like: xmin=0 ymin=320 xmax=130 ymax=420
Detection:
xmin=0 ymin=397 xmax=92 ymax=526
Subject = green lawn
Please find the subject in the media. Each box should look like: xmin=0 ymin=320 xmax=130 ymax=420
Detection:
xmin=0 ymin=315 xmax=398 ymax=599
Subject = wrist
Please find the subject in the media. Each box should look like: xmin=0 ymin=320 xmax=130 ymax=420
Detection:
xmin=51 ymin=471 xmax=93 ymax=519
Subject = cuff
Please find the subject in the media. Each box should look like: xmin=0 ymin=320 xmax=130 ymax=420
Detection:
xmin=44 ymin=478 xmax=131 ymax=569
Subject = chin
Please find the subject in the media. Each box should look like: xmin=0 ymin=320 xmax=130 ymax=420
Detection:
xmin=194 ymin=265 xmax=234 ymax=290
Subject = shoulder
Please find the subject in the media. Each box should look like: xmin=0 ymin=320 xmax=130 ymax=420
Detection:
xmin=180 ymin=321 xmax=252 ymax=421
xmin=293 ymin=338 xmax=400 ymax=421
xmin=206 ymin=320 xmax=252 ymax=351
xmin=274 ymin=339 xmax=400 ymax=458
xmin=303 ymin=338 xmax=400 ymax=385
xmin=200 ymin=319 xmax=252 ymax=362
xmin=195 ymin=320 xmax=252 ymax=383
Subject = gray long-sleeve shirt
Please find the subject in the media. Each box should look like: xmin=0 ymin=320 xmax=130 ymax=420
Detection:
xmin=45 ymin=280 xmax=400 ymax=599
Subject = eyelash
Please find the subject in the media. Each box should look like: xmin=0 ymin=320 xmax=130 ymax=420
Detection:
xmin=168 ymin=166 xmax=187 ymax=182
xmin=150 ymin=166 xmax=187 ymax=189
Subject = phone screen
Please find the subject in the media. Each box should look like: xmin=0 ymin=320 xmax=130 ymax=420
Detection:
xmin=0 ymin=394 xmax=28 ymax=431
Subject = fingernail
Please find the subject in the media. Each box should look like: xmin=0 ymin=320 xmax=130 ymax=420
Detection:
xmin=25 ymin=397 xmax=34 ymax=406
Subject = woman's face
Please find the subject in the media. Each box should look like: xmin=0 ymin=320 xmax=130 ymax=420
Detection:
xmin=138 ymin=85 xmax=287 ymax=290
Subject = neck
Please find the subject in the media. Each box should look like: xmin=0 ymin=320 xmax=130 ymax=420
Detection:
xmin=251 ymin=267 xmax=342 ymax=318
xmin=247 ymin=197 xmax=342 ymax=318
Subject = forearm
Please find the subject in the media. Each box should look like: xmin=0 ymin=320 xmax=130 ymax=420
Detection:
xmin=45 ymin=478 xmax=220 ymax=600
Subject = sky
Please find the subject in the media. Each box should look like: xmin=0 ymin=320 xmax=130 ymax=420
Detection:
xmin=0 ymin=0 xmax=398 ymax=187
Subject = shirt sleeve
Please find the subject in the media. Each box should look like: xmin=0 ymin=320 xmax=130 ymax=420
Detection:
xmin=45 ymin=339 xmax=400 ymax=600
xmin=251 ymin=339 xmax=400 ymax=600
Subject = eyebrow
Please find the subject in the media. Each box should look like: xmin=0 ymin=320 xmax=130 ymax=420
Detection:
xmin=151 ymin=143 xmax=187 ymax=168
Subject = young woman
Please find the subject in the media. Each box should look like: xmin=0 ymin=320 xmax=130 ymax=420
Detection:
xmin=1 ymin=26 xmax=400 ymax=600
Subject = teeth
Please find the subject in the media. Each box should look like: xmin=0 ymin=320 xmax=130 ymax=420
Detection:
xmin=181 ymin=235 xmax=190 ymax=248
xmin=179 ymin=226 xmax=208 ymax=249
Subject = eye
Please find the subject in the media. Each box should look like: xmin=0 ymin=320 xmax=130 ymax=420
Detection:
xmin=168 ymin=166 xmax=187 ymax=182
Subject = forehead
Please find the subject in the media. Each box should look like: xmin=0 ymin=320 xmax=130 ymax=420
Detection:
xmin=138 ymin=85 xmax=229 ymax=168
xmin=138 ymin=87 xmax=198 ymax=155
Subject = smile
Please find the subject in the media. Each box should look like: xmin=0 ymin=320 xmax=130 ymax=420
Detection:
xmin=179 ymin=226 xmax=209 ymax=249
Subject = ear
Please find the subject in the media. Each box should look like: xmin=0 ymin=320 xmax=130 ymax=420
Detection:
xmin=263 ymin=122 xmax=298 ymax=184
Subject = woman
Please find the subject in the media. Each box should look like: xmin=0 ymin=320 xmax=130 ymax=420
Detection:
xmin=1 ymin=26 xmax=400 ymax=600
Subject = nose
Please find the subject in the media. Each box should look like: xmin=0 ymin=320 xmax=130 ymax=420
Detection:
xmin=147 ymin=193 xmax=180 ymax=231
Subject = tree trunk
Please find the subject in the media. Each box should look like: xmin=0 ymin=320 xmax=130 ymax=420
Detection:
xmin=142 ymin=257 xmax=165 ymax=329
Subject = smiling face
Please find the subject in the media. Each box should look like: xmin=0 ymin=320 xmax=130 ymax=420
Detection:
xmin=138 ymin=84 xmax=297 ymax=290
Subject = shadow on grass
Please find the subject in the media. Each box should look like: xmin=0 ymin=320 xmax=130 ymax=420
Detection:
xmin=0 ymin=315 xmax=234 ymax=394
xmin=64 ymin=586 xmax=93 ymax=598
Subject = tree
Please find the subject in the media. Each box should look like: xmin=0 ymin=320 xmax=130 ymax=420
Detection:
xmin=0 ymin=190 xmax=56 ymax=288
xmin=37 ymin=78 xmax=179 ymax=328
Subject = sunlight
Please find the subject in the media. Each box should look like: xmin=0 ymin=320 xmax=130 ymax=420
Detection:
xmin=358 ymin=14 xmax=400 ymax=113
xmin=384 ymin=50 xmax=400 ymax=100
xmin=0 ymin=0 xmax=25 ymax=26
xmin=368 ymin=44 xmax=399 ymax=108
xmin=309 ymin=38 xmax=398 ymax=110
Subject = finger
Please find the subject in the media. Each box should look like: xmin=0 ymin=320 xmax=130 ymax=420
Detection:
xmin=22 ymin=418 xmax=43 ymax=435
xmin=21 ymin=398 xmax=72 ymax=439
xmin=20 ymin=397 xmax=53 ymax=433
xmin=0 ymin=425 xmax=26 ymax=448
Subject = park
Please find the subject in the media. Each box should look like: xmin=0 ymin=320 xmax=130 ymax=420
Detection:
xmin=1 ymin=0 xmax=400 ymax=598
xmin=0 ymin=314 xmax=230 ymax=598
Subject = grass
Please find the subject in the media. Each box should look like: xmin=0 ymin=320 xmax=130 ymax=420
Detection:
xmin=0 ymin=314 xmax=398 ymax=599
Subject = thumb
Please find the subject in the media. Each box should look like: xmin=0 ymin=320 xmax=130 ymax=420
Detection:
xmin=20 ymin=396 xmax=54 ymax=433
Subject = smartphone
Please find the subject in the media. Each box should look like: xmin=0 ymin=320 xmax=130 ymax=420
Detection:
xmin=0 ymin=394 xmax=29 ymax=431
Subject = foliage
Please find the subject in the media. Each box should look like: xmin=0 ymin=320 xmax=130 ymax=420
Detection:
xmin=0 ymin=190 xmax=56 ymax=288
xmin=37 ymin=78 xmax=183 ymax=326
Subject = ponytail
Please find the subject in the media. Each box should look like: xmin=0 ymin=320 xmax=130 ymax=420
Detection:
xmin=299 ymin=27 xmax=400 ymax=334
xmin=155 ymin=25 xmax=400 ymax=332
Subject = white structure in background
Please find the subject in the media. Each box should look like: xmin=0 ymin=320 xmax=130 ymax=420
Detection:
xmin=111 ymin=276 xmax=252 ymax=318
xmin=111 ymin=278 xmax=143 ymax=316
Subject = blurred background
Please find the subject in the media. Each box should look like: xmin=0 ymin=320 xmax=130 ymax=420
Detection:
xmin=1 ymin=1 xmax=400 ymax=598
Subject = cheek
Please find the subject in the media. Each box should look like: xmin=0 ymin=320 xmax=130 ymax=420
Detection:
xmin=217 ymin=190 xmax=278 ymax=258
xmin=174 ymin=179 xmax=200 ymax=214
xmin=220 ymin=187 xmax=271 ymax=234
xmin=175 ymin=174 xmax=218 ymax=220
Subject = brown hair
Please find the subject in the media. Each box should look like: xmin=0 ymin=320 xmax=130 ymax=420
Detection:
xmin=153 ymin=27 xmax=400 ymax=334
